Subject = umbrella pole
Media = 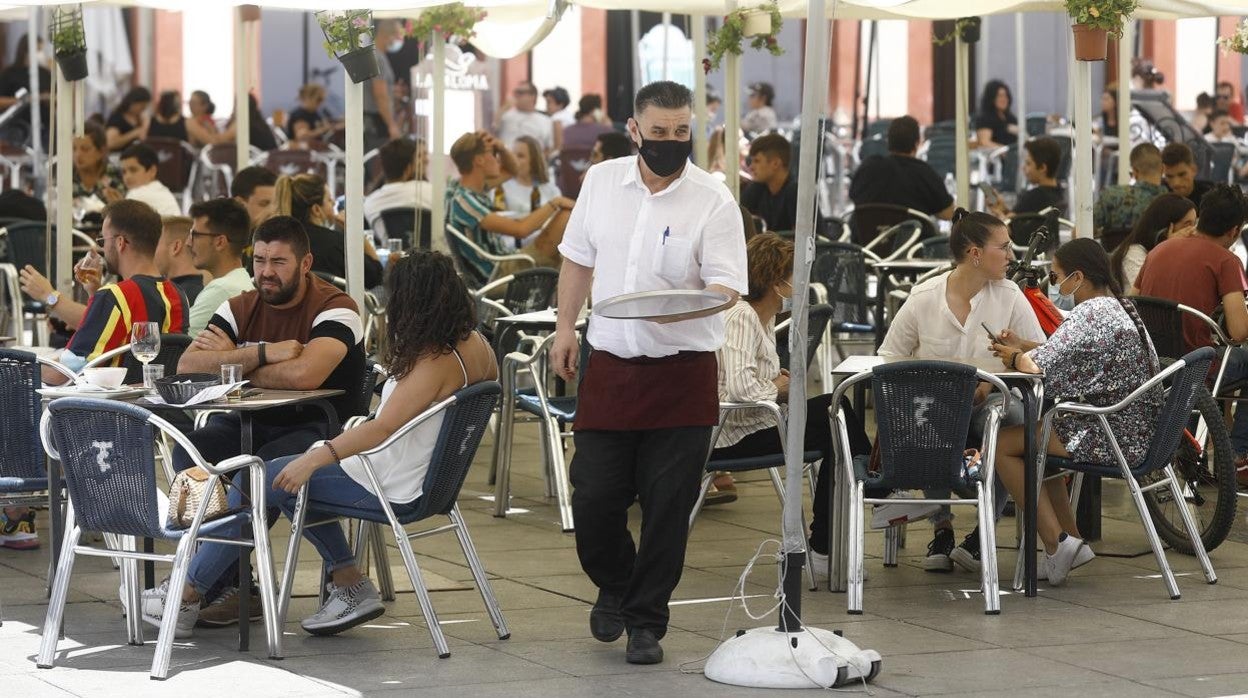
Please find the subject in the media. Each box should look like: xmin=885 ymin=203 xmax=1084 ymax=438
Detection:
xmin=1118 ymin=19 xmax=1134 ymax=185
xmin=703 ymin=0 xmax=881 ymax=688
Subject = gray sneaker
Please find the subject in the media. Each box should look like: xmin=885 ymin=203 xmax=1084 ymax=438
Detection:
xmin=301 ymin=579 xmax=385 ymax=636
xmin=140 ymin=586 xmax=199 ymax=639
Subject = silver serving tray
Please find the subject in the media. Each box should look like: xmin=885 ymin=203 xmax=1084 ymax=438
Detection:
xmin=593 ymin=289 xmax=733 ymax=322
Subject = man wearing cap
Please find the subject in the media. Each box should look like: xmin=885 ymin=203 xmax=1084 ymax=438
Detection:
xmin=550 ymin=80 xmax=747 ymax=666
xmin=742 ymin=82 xmax=778 ymax=134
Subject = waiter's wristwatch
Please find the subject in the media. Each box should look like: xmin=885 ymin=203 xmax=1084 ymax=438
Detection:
xmin=45 ymin=291 xmax=60 ymax=308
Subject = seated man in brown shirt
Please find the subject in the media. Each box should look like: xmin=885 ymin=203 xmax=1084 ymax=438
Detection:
xmin=1133 ymin=183 xmax=1248 ymax=463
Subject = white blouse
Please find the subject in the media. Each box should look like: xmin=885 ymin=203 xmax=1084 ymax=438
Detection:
xmin=879 ymin=271 xmax=1046 ymax=360
xmin=1121 ymin=244 xmax=1147 ymax=292
xmin=715 ymin=300 xmax=780 ymax=448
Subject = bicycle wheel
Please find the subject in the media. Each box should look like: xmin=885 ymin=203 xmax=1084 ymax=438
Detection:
xmin=1142 ymin=383 xmax=1236 ymax=554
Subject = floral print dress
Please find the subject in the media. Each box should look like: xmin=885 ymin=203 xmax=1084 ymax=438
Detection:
xmin=1029 ymin=296 xmax=1163 ymax=465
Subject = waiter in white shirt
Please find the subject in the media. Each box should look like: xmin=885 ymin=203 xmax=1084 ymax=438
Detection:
xmin=550 ymin=81 xmax=747 ymax=666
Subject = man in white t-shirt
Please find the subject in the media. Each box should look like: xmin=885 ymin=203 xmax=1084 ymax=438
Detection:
xmin=497 ymin=82 xmax=557 ymax=157
xmin=363 ymin=137 xmax=433 ymax=246
xmin=550 ymin=80 xmax=747 ymax=666
xmin=121 ymin=142 xmax=181 ymax=216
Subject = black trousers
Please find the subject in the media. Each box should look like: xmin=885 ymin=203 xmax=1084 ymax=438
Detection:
xmin=570 ymin=426 xmax=712 ymax=638
xmin=709 ymin=394 xmax=876 ymax=555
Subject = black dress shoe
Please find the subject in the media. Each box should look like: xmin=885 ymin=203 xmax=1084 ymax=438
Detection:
xmin=625 ymin=628 xmax=663 ymax=664
xmin=589 ymin=590 xmax=624 ymax=642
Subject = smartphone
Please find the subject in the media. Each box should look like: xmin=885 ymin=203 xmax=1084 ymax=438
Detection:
xmin=980 ymin=322 xmax=997 ymax=342
xmin=977 ymin=181 xmax=999 ymax=206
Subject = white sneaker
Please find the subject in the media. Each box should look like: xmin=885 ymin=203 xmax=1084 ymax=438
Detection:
xmin=120 ymin=577 xmax=169 ymax=617
xmin=1036 ymin=542 xmax=1094 ymax=582
xmin=806 ymin=550 xmax=867 ymax=581
xmin=300 ymin=579 xmax=385 ymax=636
xmin=140 ymin=584 xmax=198 ymax=639
xmin=871 ymin=492 xmax=941 ymax=529
xmin=1044 ymin=536 xmax=1094 ymax=586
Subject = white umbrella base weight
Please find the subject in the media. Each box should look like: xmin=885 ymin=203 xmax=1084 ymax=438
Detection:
xmin=704 ymin=626 xmax=882 ymax=689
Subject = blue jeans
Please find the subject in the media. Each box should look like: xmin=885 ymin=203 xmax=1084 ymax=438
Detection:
xmin=1221 ymin=347 xmax=1248 ymax=455
xmin=185 ymin=454 xmax=417 ymax=595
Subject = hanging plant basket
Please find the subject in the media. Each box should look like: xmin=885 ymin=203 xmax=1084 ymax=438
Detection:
xmin=50 ymin=4 xmax=88 ymax=82
xmin=316 ymin=9 xmax=379 ymax=84
xmin=1217 ymin=18 xmax=1248 ymax=55
xmin=742 ymin=10 xmax=770 ymax=37
xmin=703 ymin=2 xmax=784 ymax=73
xmin=408 ymin=3 xmax=488 ymax=44
xmin=1071 ymin=23 xmax=1108 ymax=61
xmin=1064 ymin=0 xmax=1136 ymax=62
xmin=338 ymin=46 xmax=381 ymax=83
xmin=933 ymin=17 xmax=981 ymax=46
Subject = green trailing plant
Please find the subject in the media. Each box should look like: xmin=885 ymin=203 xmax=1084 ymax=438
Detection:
xmin=50 ymin=5 xmax=86 ymax=57
xmin=703 ymin=2 xmax=783 ymax=74
xmin=1064 ymin=0 xmax=1138 ymax=38
xmin=408 ymin=3 xmax=487 ymax=43
xmin=317 ymin=9 xmax=374 ymax=58
xmin=1218 ymin=18 xmax=1248 ymax=55
xmin=932 ymin=17 xmax=981 ymax=46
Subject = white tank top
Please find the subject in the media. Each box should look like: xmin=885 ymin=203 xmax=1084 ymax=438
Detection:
xmin=337 ymin=341 xmax=473 ymax=504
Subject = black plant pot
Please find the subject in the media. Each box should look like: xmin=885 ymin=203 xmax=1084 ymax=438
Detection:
xmin=338 ymin=47 xmax=380 ymax=84
xmin=959 ymin=17 xmax=982 ymax=44
xmin=55 ymin=50 xmax=88 ymax=82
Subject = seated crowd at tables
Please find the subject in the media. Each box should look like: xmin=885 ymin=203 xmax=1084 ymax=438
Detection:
xmin=4 ymin=82 xmax=1247 ymax=652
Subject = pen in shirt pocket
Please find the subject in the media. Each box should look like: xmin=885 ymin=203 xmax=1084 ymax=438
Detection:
xmin=662 ymin=226 xmax=670 ymax=245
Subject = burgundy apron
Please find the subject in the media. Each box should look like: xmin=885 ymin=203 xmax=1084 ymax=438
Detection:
xmin=575 ymin=350 xmax=719 ymax=431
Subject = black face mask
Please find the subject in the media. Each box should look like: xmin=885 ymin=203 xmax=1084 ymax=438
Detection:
xmin=636 ymin=135 xmax=692 ymax=177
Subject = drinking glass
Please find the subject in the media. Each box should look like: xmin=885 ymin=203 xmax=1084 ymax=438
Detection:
xmin=130 ymin=322 xmax=161 ymax=390
xmin=143 ymin=364 xmax=164 ymax=393
xmin=387 ymin=238 xmax=404 ymax=255
xmin=221 ymin=363 xmax=243 ymax=401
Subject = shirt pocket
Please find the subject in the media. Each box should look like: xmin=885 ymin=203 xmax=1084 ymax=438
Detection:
xmin=654 ymin=236 xmax=692 ymax=280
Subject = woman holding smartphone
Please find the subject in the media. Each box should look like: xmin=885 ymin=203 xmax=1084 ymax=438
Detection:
xmin=878 ymin=208 xmax=1046 ymax=574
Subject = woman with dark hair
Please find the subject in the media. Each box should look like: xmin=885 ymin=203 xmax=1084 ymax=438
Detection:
xmin=1110 ymin=193 xmax=1196 ymax=290
xmin=155 ymin=251 xmax=498 ymax=636
xmin=150 ymin=90 xmax=234 ymax=147
xmin=72 ymin=121 xmax=125 ymax=206
xmin=880 ymin=208 xmax=1045 ymax=573
xmin=991 ymin=238 xmax=1163 ymax=584
xmin=1097 ymin=89 xmax=1119 ymax=139
xmin=188 ymin=90 xmax=218 ymax=134
xmin=274 ymin=173 xmax=383 ymax=287
xmin=974 ymin=79 xmax=1019 ymax=149
xmin=106 ymin=86 xmax=152 ymax=151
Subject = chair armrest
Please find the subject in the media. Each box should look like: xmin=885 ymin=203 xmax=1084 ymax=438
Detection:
xmin=1177 ymin=303 xmax=1238 ymax=347
xmin=473 ymin=274 xmax=517 ymax=299
xmin=357 ymin=394 xmax=458 ymax=458
xmin=212 ymin=454 xmax=264 ymax=476
xmin=82 ymin=343 xmax=132 ymax=370
xmin=146 ymin=412 xmax=211 ymax=471
xmin=972 ymin=370 xmax=1013 ymax=414
xmin=1043 ymin=356 xmax=1186 ymax=419
xmin=502 ymin=331 xmax=559 ymax=370
xmin=478 ymin=298 xmax=513 ymax=319
xmin=37 ymin=356 xmax=80 ymax=384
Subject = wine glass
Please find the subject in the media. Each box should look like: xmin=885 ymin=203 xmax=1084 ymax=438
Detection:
xmin=130 ymin=322 xmax=161 ymax=392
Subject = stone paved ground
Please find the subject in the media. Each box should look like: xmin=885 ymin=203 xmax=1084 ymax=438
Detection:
xmin=5 ymin=423 xmax=1248 ymax=697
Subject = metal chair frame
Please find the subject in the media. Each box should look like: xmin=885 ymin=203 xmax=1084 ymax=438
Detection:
xmin=36 ymin=399 xmax=281 ymax=680
xmin=445 ymin=223 xmax=536 ymax=288
xmin=831 ymin=364 xmax=1010 ymax=615
xmin=1018 ymin=350 xmax=1218 ymax=599
xmin=275 ymin=382 xmax=509 ymax=658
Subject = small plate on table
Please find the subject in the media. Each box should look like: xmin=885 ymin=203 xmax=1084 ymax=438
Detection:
xmin=593 ymin=289 xmax=733 ymax=322
xmin=38 ymin=385 xmax=148 ymax=400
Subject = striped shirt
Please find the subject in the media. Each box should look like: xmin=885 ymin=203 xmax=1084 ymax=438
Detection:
xmin=446 ymin=181 xmax=509 ymax=285
xmin=715 ymin=300 xmax=781 ymax=448
xmin=63 ymin=275 xmax=189 ymax=370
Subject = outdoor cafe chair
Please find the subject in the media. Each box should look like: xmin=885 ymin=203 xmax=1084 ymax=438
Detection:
xmin=842 ymin=204 xmax=934 ymax=259
xmin=491 ymin=331 xmax=586 ymax=532
xmin=690 ymin=400 xmax=822 ymax=590
xmin=275 ymin=381 xmax=508 ymax=658
xmin=473 ymin=267 xmax=560 ymax=356
xmin=37 ymin=398 xmax=281 ymax=680
xmin=831 ymin=360 xmax=1010 ymax=615
xmin=445 ymin=223 xmax=535 ymax=289
xmin=0 ymin=349 xmax=54 ymax=623
xmin=809 ymin=242 xmax=876 ymax=360
xmin=1023 ymin=347 xmax=1219 ymax=599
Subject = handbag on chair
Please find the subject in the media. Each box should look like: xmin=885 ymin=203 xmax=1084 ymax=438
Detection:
xmin=167 ymin=467 xmax=231 ymax=529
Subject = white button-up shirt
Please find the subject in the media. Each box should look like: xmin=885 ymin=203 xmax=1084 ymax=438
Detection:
xmin=559 ymin=157 xmax=748 ymax=359
xmin=878 ymin=271 xmax=1045 ymax=360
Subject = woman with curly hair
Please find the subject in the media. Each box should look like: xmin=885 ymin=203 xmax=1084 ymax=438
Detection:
xmin=161 ymin=251 xmax=498 ymax=636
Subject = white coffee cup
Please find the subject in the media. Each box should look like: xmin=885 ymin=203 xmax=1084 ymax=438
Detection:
xmin=82 ymin=367 xmax=127 ymax=389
